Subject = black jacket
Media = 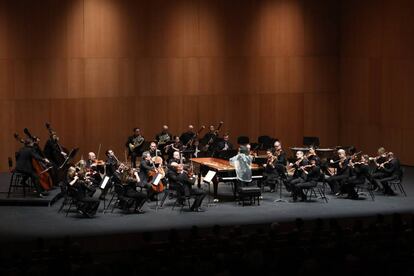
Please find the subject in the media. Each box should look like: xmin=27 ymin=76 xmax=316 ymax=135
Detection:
xmin=15 ymin=146 xmax=44 ymax=174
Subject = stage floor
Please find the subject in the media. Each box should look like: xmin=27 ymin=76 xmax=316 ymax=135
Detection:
xmin=0 ymin=167 xmax=413 ymax=242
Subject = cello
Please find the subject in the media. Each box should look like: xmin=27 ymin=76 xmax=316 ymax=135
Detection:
xmin=148 ymin=156 xmax=166 ymax=193
xmin=14 ymin=132 xmax=54 ymax=191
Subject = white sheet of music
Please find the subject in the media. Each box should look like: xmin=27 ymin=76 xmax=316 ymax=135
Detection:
xmin=153 ymin=173 xmax=162 ymax=185
xmin=100 ymin=176 xmax=110 ymax=189
xmin=203 ymin=170 xmax=216 ymax=183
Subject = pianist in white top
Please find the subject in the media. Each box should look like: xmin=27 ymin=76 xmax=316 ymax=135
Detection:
xmin=229 ymin=145 xmax=253 ymax=183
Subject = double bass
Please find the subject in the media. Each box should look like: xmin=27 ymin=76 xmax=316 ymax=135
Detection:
xmin=14 ymin=131 xmax=54 ymax=191
xmin=148 ymin=156 xmax=166 ymax=193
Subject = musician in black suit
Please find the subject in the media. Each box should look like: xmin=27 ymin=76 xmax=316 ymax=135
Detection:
xmin=168 ymin=151 xmax=182 ymax=168
xmin=112 ymin=167 xmax=147 ymax=213
xmin=167 ymin=162 xmax=206 ymax=212
xmin=66 ymin=166 xmax=100 ymax=217
xmin=155 ymin=125 xmax=172 ymax=153
xmin=15 ymin=140 xmax=50 ymax=197
xmin=44 ymin=133 xmax=67 ymax=167
xmin=180 ymin=125 xmax=195 ymax=146
xmin=373 ymin=152 xmax=401 ymax=195
xmin=216 ymin=133 xmax=233 ymax=151
xmin=139 ymin=151 xmax=156 ymax=199
xmin=306 ymin=147 xmax=321 ymax=166
xmin=326 ymin=149 xmax=350 ymax=194
xmin=126 ymin=128 xmax=145 ymax=168
xmin=166 ymin=136 xmax=183 ymax=160
xmin=148 ymin=142 xmax=162 ymax=157
xmin=286 ymin=151 xmax=309 ymax=192
xmin=291 ymin=158 xmax=321 ymax=201
xmin=201 ymin=125 xmax=217 ymax=153
xmin=342 ymin=155 xmax=371 ymax=199
xmin=261 ymin=150 xmax=279 ymax=192
xmin=272 ymin=140 xmax=288 ymax=177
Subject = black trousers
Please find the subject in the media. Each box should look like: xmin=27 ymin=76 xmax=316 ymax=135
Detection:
xmin=16 ymin=170 xmax=44 ymax=194
xmin=286 ymin=176 xmax=305 ymax=192
xmin=326 ymin=174 xmax=348 ymax=194
xmin=125 ymin=190 xmax=147 ymax=210
xmin=342 ymin=176 xmax=364 ymax=198
xmin=76 ymin=196 xmax=100 ymax=217
xmin=292 ymin=181 xmax=317 ymax=200
xmin=190 ymin=188 xmax=206 ymax=210
xmin=261 ymin=172 xmax=279 ymax=190
xmin=371 ymin=171 xmax=386 ymax=189
xmin=375 ymin=175 xmax=398 ymax=195
xmin=130 ymin=151 xmax=139 ymax=168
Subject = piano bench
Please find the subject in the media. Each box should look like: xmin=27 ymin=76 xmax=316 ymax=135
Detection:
xmin=238 ymin=187 xmax=261 ymax=206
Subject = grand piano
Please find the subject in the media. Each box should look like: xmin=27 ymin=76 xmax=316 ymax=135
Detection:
xmin=191 ymin=157 xmax=263 ymax=200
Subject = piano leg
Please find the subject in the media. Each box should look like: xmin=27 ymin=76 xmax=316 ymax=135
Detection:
xmin=213 ymin=177 xmax=218 ymax=199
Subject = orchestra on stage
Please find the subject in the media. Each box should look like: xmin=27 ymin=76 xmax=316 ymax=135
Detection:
xmin=10 ymin=122 xmax=404 ymax=217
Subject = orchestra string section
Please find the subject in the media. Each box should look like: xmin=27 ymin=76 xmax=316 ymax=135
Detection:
xmin=10 ymin=121 xmax=404 ymax=218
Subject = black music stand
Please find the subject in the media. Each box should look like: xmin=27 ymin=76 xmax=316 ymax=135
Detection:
xmin=202 ymin=170 xmax=217 ymax=207
xmin=303 ymin=136 xmax=320 ymax=147
xmin=58 ymin=148 xmax=79 ymax=169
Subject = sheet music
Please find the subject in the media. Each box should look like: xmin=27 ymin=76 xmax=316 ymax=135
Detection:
xmin=152 ymin=173 xmax=162 ymax=185
xmin=100 ymin=176 xmax=110 ymax=189
xmin=203 ymin=170 xmax=216 ymax=183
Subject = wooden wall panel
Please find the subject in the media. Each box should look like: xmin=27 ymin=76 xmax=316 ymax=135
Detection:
xmin=0 ymin=0 xmax=341 ymax=171
xmin=340 ymin=0 xmax=414 ymax=165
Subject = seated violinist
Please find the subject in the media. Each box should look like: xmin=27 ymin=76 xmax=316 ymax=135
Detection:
xmin=86 ymin=152 xmax=97 ymax=169
xmin=113 ymin=165 xmax=147 ymax=213
xmin=286 ymin=151 xmax=309 ymax=192
xmin=373 ymin=152 xmax=401 ymax=195
xmin=261 ymin=149 xmax=279 ymax=193
xmin=291 ymin=158 xmax=321 ymax=201
xmin=167 ymin=162 xmax=206 ymax=212
xmin=326 ymin=149 xmax=350 ymax=195
xmin=341 ymin=154 xmax=371 ymax=199
xmin=66 ymin=166 xmax=100 ymax=217
xmin=168 ymin=151 xmax=182 ymax=167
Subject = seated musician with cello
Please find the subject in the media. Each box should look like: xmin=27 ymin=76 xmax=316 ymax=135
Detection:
xmin=15 ymin=139 xmax=51 ymax=197
xmin=139 ymin=151 xmax=166 ymax=201
xmin=167 ymin=162 xmax=206 ymax=212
